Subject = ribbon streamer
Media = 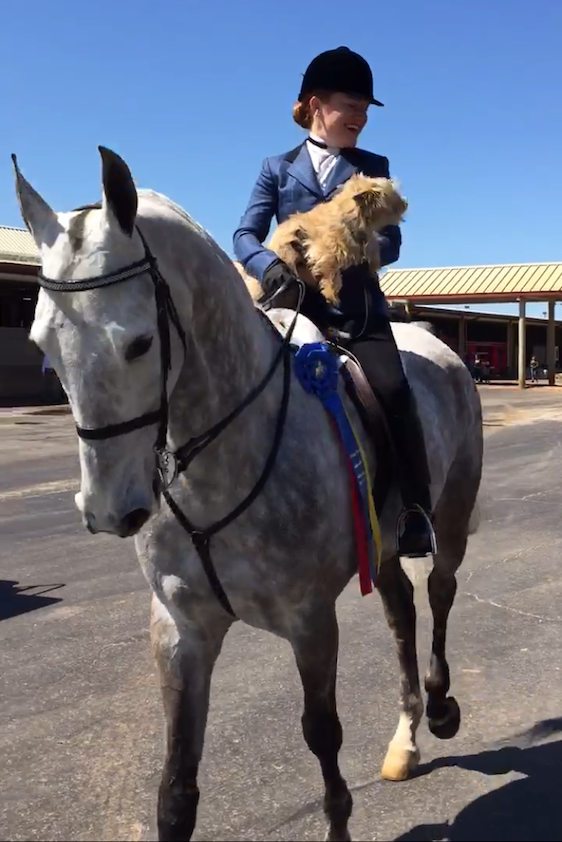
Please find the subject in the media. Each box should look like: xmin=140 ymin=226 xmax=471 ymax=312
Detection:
xmin=293 ymin=342 xmax=382 ymax=592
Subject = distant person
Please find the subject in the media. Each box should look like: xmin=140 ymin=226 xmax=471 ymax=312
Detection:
xmin=473 ymin=354 xmax=482 ymax=383
xmin=530 ymin=355 xmax=539 ymax=383
xmin=232 ymin=46 xmax=435 ymax=557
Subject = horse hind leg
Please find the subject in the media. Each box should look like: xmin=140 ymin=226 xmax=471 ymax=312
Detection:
xmin=424 ymin=557 xmax=461 ymax=739
xmin=150 ymin=593 xmax=232 ymax=842
xmin=425 ymin=466 xmax=479 ymax=740
xmin=378 ymin=554 xmax=424 ymax=782
xmin=290 ymin=605 xmax=353 ymax=842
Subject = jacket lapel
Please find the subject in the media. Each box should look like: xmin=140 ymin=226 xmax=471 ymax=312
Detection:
xmin=286 ymin=143 xmax=323 ymax=199
xmin=322 ymin=149 xmax=359 ymax=199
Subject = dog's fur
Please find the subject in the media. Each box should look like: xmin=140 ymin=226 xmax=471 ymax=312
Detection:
xmin=235 ymin=174 xmax=408 ymax=304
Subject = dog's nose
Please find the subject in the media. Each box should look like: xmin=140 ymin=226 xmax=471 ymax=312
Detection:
xmin=118 ymin=507 xmax=150 ymax=537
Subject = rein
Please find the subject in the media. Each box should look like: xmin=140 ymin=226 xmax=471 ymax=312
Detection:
xmin=38 ymin=226 xmax=304 ymax=617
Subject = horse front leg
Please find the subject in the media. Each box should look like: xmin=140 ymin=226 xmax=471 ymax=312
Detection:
xmin=150 ymin=593 xmax=232 ymax=842
xmin=290 ymin=605 xmax=353 ymax=842
xmin=377 ymin=555 xmax=424 ymax=781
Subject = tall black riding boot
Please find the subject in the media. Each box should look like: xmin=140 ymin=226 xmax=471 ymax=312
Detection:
xmin=337 ymin=263 xmax=436 ymax=557
xmin=388 ymin=389 xmax=437 ymax=558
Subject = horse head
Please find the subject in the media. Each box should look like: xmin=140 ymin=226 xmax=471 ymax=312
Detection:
xmin=13 ymin=147 xmax=189 ymax=537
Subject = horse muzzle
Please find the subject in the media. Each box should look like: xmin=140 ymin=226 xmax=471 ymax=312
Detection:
xmin=83 ymin=506 xmax=151 ymax=538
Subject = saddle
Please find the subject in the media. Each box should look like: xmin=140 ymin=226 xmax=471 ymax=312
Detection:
xmin=334 ymin=346 xmax=395 ymax=515
xmin=262 ymin=304 xmax=395 ymax=516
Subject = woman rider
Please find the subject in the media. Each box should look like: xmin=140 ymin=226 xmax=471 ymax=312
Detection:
xmin=232 ymin=46 xmax=435 ymax=559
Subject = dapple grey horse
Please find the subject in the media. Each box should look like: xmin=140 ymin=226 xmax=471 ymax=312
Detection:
xmin=13 ymin=147 xmax=483 ymax=842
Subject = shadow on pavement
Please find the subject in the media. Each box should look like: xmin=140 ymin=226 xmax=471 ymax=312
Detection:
xmin=0 ymin=579 xmax=64 ymax=621
xmin=395 ymin=718 xmax=562 ymax=842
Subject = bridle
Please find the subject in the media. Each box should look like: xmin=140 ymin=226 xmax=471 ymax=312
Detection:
xmin=38 ymin=224 xmax=304 ymax=618
xmin=39 ymin=228 xmax=186 ymax=462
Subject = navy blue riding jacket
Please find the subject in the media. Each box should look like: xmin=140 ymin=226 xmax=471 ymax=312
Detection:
xmin=232 ymin=141 xmax=402 ymax=286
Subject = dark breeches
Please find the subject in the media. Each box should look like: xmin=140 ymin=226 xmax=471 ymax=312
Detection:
xmin=347 ymin=315 xmax=433 ymax=514
xmin=348 ymin=314 xmax=412 ymax=418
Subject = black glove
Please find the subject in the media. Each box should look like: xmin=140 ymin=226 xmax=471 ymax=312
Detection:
xmin=261 ymin=259 xmax=300 ymax=302
xmin=300 ymin=285 xmax=346 ymax=333
xmin=261 ymin=259 xmax=347 ymax=336
xmin=339 ymin=261 xmax=372 ymax=310
xmin=339 ymin=261 xmax=388 ymax=327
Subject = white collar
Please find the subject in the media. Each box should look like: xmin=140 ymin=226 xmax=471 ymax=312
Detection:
xmin=307 ymin=132 xmax=340 ymax=156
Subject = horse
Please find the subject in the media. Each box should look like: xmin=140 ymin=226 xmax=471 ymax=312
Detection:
xmin=13 ymin=146 xmax=483 ymax=842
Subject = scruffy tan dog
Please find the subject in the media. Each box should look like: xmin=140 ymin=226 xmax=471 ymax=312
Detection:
xmin=235 ymin=174 xmax=408 ymax=305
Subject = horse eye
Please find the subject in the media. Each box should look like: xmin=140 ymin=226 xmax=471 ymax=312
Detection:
xmin=125 ymin=335 xmax=153 ymax=362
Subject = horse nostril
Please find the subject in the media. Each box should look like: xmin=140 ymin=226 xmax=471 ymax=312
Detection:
xmin=119 ymin=507 xmax=151 ymax=536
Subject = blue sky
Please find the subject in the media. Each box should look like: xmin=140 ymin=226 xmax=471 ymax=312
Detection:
xmin=2 ymin=0 xmax=560 ymax=317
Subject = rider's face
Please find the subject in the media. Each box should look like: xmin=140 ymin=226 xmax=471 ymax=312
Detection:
xmin=310 ymin=92 xmax=370 ymax=148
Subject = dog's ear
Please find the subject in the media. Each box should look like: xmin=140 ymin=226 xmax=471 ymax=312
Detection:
xmin=289 ymin=227 xmax=307 ymax=257
xmin=354 ymin=190 xmax=382 ymax=213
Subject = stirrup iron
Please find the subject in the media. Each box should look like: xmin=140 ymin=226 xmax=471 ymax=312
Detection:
xmin=396 ymin=504 xmax=437 ymax=558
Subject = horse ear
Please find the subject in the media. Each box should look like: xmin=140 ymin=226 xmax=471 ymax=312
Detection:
xmin=11 ymin=153 xmax=57 ymax=246
xmin=99 ymin=146 xmax=138 ymax=237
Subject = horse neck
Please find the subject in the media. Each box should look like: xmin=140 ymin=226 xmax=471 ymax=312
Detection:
xmin=139 ymin=202 xmax=282 ymax=483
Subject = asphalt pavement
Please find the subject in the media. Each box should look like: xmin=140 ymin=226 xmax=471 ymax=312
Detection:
xmin=1 ymin=388 xmax=561 ymax=842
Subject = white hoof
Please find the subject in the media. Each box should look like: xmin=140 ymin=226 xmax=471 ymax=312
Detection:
xmin=381 ymin=745 xmax=421 ymax=781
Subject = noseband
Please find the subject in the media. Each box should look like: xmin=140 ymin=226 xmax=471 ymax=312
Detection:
xmin=38 ymin=225 xmax=302 ymax=618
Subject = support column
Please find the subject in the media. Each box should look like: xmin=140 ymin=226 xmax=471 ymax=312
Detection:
xmin=518 ymin=298 xmax=526 ymax=389
xmin=547 ymin=300 xmax=556 ymax=386
xmin=507 ymin=320 xmax=514 ymax=378
xmin=458 ymin=316 xmax=466 ymax=358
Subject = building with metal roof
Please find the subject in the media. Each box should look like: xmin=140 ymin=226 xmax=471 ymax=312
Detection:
xmin=0 ymin=225 xmax=39 ymax=267
xmin=381 ymin=262 xmax=562 ymax=304
xmin=0 ymin=226 xmax=45 ymax=404
xmin=381 ymin=262 xmax=562 ymax=388
xmin=1 ymin=222 xmax=561 ymax=401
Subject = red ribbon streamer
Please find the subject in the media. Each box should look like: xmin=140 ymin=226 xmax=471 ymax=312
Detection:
xmin=328 ymin=416 xmax=373 ymax=596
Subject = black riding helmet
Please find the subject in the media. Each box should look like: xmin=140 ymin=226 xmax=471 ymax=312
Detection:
xmin=297 ymin=46 xmax=384 ymax=107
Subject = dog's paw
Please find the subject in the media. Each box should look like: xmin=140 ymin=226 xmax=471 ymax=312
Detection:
xmin=319 ymin=277 xmax=341 ymax=306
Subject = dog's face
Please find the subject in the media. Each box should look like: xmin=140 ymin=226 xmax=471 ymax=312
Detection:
xmin=336 ymin=174 xmax=408 ymax=227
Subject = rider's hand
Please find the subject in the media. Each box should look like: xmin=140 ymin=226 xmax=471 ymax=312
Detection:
xmin=339 ymin=261 xmax=389 ymax=325
xmin=340 ymin=260 xmax=373 ymax=287
xmin=260 ymin=259 xmax=300 ymax=301
xmin=261 ymin=259 xmax=349 ymax=338
xmin=300 ymin=286 xmax=346 ymax=333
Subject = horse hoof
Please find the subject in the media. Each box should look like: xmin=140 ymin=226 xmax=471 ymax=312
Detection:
xmin=427 ymin=696 xmax=461 ymax=740
xmin=380 ymin=746 xmax=421 ymax=781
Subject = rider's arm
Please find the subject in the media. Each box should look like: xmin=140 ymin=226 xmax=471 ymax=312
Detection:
xmin=378 ymin=223 xmax=402 ymax=267
xmin=375 ymin=155 xmax=402 ymax=267
xmin=233 ymin=158 xmax=280 ymax=282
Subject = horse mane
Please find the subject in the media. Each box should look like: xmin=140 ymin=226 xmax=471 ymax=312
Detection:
xmin=387 ymin=303 xmax=437 ymax=334
xmin=73 ymin=202 xmax=102 ymax=212
xmin=413 ymin=321 xmax=437 ymax=335
xmin=71 ymin=191 xmax=208 ymax=237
